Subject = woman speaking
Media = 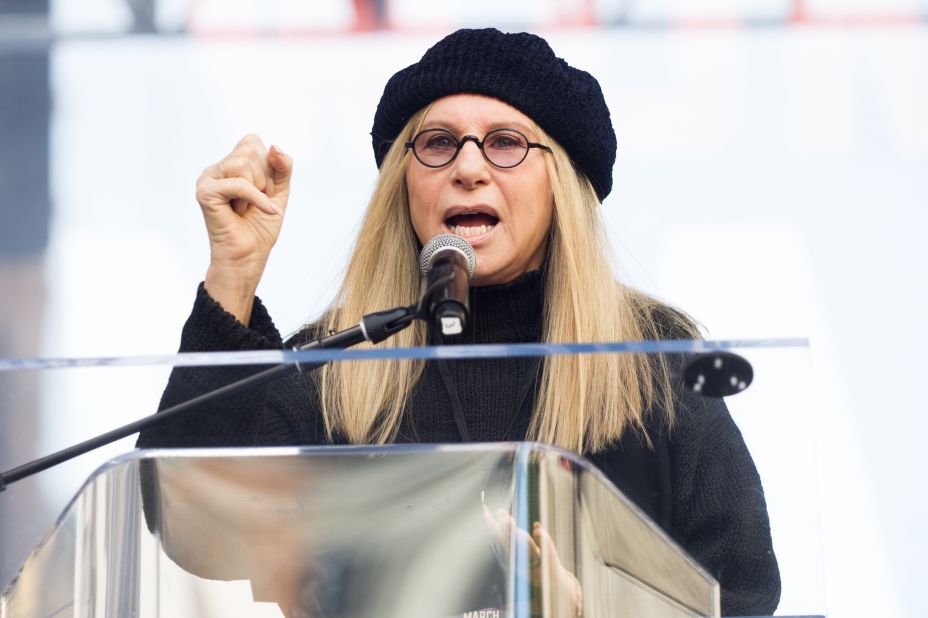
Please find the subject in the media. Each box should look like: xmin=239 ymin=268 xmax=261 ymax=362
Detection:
xmin=138 ymin=28 xmax=780 ymax=616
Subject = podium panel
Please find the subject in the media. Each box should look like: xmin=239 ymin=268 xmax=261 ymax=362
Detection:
xmin=1 ymin=443 xmax=718 ymax=617
xmin=1 ymin=341 xmax=823 ymax=616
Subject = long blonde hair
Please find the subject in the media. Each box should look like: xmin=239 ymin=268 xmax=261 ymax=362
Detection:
xmin=317 ymin=107 xmax=697 ymax=454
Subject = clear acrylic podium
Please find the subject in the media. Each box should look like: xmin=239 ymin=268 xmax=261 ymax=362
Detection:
xmin=0 ymin=340 xmax=825 ymax=617
xmin=1 ymin=443 xmax=719 ymax=617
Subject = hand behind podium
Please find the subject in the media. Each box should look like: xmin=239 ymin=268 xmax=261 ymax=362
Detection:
xmin=483 ymin=506 xmax=583 ymax=616
xmin=196 ymin=134 xmax=293 ymax=324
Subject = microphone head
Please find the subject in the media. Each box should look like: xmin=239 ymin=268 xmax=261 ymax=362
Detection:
xmin=419 ymin=234 xmax=477 ymax=278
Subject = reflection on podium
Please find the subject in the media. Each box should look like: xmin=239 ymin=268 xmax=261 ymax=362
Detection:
xmin=1 ymin=443 xmax=718 ymax=617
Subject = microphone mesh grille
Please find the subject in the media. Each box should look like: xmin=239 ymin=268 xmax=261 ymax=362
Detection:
xmin=419 ymin=234 xmax=477 ymax=278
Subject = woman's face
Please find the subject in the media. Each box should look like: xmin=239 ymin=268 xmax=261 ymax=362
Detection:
xmin=406 ymin=94 xmax=554 ymax=286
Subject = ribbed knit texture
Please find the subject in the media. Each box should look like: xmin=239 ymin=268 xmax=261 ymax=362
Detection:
xmin=137 ymin=274 xmax=780 ymax=615
xmin=397 ymin=270 xmax=544 ymax=443
xmin=370 ymin=28 xmax=617 ymax=201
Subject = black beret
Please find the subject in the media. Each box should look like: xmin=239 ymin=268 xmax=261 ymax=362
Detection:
xmin=370 ymin=28 xmax=617 ymax=202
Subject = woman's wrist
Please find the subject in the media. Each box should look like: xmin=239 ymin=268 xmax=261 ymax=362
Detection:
xmin=204 ymin=264 xmax=262 ymax=325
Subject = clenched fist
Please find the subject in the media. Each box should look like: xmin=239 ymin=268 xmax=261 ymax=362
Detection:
xmin=196 ymin=134 xmax=293 ymax=324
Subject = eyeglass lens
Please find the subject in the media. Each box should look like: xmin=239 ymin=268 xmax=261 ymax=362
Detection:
xmin=412 ymin=129 xmax=530 ymax=168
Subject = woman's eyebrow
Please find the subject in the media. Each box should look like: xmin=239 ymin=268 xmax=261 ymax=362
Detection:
xmin=421 ymin=119 xmax=537 ymax=136
xmin=487 ymin=120 xmax=534 ymax=134
xmin=420 ymin=120 xmax=458 ymax=132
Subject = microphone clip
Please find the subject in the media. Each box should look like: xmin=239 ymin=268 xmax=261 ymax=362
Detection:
xmin=360 ymin=305 xmax=418 ymax=344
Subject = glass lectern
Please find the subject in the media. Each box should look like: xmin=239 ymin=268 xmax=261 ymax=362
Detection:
xmin=1 ymin=443 xmax=719 ymax=617
xmin=0 ymin=341 xmax=823 ymax=617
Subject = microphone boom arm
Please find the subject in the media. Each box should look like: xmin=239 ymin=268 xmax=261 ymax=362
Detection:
xmin=0 ymin=303 xmax=420 ymax=492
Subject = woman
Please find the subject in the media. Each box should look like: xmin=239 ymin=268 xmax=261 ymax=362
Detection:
xmin=138 ymin=28 xmax=780 ymax=615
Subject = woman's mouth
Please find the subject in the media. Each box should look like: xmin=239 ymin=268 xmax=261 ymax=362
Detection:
xmin=445 ymin=212 xmax=499 ymax=238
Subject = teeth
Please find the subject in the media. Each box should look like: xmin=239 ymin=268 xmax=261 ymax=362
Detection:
xmin=452 ymin=224 xmax=493 ymax=238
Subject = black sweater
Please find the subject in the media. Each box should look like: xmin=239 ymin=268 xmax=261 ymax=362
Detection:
xmin=137 ymin=271 xmax=780 ymax=616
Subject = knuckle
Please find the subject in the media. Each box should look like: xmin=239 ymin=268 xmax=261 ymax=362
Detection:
xmin=239 ymin=133 xmax=265 ymax=153
xmin=197 ymin=166 xmax=215 ymax=185
xmin=195 ymin=171 xmax=212 ymax=190
xmin=222 ymin=157 xmax=252 ymax=178
xmin=195 ymin=182 xmax=211 ymax=203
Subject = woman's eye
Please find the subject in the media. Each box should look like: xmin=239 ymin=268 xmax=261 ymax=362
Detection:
xmin=487 ymin=133 xmax=525 ymax=150
xmin=424 ymin=135 xmax=455 ymax=150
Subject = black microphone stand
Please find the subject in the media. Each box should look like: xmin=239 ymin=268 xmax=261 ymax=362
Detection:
xmin=0 ymin=266 xmax=755 ymax=491
xmin=0 ymin=303 xmax=419 ymax=492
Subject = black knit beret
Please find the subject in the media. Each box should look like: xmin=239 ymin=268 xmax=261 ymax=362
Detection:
xmin=371 ymin=28 xmax=617 ymax=202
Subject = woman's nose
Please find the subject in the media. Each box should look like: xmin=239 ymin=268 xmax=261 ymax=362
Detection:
xmin=451 ymin=141 xmax=490 ymax=187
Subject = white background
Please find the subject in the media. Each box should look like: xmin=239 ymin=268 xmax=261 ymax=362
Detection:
xmin=2 ymin=3 xmax=926 ymax=616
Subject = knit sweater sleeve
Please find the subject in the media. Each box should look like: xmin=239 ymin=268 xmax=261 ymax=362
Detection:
xmin=669 ymin=387 xmax=781 ymax=616
xmin=136 ymin=283 xmax=308 ymax=449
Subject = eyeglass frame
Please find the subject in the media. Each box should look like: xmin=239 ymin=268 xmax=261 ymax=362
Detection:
xmin=404 ymin=127 xmax=553 ymax=169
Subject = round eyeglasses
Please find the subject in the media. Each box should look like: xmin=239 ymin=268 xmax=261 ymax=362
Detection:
xmin=405 ymin=128 xmax=552 ymax=169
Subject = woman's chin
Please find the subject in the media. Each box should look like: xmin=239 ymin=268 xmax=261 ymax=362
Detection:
xmin=470 ymin=262 xmax=521 ymax=287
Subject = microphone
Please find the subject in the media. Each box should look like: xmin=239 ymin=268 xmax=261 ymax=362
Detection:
xmin=418 ymin=234 xmax=477 ymax=336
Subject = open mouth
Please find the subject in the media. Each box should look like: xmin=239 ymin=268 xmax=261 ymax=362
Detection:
xmin=445 ymin=212 xmax=499 ymax=238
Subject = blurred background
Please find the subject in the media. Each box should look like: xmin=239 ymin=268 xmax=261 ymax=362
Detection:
xmin=1 ymin=0 xmax=925 ymax=615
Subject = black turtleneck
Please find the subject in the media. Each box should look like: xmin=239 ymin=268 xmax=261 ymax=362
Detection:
xmin=137 ymin=274 xmax=781 ymax=616
xmin=399 ymin=269 xmax=544 ymax=444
